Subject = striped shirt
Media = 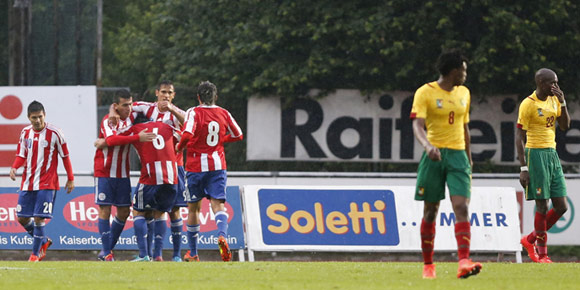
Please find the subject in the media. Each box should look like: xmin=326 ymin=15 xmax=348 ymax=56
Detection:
xmin=182 ymin=105 xmax=243 ymax=172
xmin=15 ymin=123 xmax=70 ymax=191
xmin=93 ymin=115 xmax=134 ymax=178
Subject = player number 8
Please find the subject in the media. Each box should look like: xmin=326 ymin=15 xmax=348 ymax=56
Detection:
xmin=207 ymin=121 xmax=220 ymax=146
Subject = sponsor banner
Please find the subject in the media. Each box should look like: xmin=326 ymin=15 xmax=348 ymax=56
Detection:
xmin=0 ymin=186 xmax=244 ymax=250
xmin=243 ymin=185 xmax=520 ymax=252
xmin=247 ymin=90 xmax=580 ymax=164
xmin=0 ymin=87 xmax=97 ymax=174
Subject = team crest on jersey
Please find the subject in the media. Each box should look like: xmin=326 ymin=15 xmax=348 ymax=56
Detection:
xmin=16 ymin=204 xmax=22 ymax=212
xmin=460 ymin=99 xmax=467 ymax=107
xmin=41 ymin=140 xmax=49 ymax=148
xmin=536 ymin=188 xmax=542 ymax=195
xmin=537 ymin=108 xmax=544 ymax=117
xmin=436 ymin=99 xmax=443 ymax=108
xmin=26 ymin=139 xmax=32 ymax=148
xmin=98 ymin=192 xmax=106 ymax=201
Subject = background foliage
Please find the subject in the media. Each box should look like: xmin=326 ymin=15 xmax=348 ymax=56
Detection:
xmin=3 ymin=1 xmax=580 ymax=172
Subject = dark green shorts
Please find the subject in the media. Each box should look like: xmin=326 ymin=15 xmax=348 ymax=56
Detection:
xmin=525 ymin=148 xmax=567 ymax=200
xmin=415 ymin=148 xmax=471 ymax=202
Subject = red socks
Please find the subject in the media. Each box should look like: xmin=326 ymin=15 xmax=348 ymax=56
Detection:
xmin=455 ymin=221 xmax=471 ymax=260
xmin=421 ymin=219 xmax=436 ymax=264
xmin=534 ymin=211 xmax=548 ymax=257
xmin=526 ymin=209 xmax=561 ymax=254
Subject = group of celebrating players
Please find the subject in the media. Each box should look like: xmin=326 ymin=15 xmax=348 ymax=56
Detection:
xmin=10 ymin=80 xmax=243 ymax=263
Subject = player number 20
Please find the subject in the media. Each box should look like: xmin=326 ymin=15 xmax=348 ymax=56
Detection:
xmin=151 ymin=128 xmax=165 ymax=149
xmin=43 ymin=202 xmax=53 ymax=214
xmin=207 ymin=121 xmax=220 ymax=146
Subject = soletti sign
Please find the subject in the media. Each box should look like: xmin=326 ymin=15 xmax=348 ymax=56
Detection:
xmin=247 ymin=90 xmax=580 ymax=164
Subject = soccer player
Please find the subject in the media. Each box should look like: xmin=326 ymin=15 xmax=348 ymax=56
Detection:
xmin=105 ymin=119 xmax=180 ymax=262
xmin=110 ymin=80 xmax=187 ymax=261
xmin=410 ymin=50 xmax=482 ymax=279
xmin=176 ymin=81 xmax=243 ymax=262
xmin=516 ymin=68 xmax=569 ymax=263
xmin=9 ymin=101 xmax=75 ymax=262
xmin=93 ymin=89 xmax=156 ymax=261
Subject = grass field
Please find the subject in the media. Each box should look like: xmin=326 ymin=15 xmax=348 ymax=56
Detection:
xmin=0 ymin=261 xmax=578 ymax=289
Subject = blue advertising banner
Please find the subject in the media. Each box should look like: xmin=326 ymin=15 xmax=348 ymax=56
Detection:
xmin=257 ymin=189 xmax=399 ymax=246
xmin=0 ymin=186 xmax=245 ymax=250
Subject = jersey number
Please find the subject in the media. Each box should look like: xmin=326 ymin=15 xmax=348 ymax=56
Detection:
xmin=206 ymin=121 xmax=220 ymax=146
xmin=448 ymin=111 xmax=455 ymax=124
xmin=546 ymin=116 xmax=555 ymax=128
xmin=151 ymin=128 xmax=165 ymax=149
xmin=43 ymin=202 xmax=53 ymax=214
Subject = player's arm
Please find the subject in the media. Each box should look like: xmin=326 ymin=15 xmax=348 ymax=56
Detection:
xmin=168 ymin=104 xmax=185 ymax=125
xmin=108 ymin=104 xmax=120 ymax=126
xmin=10 ymin=130 xmax=28 ymax=181
xmin=9 ymin=156 xmax=25 ymax=181
xmin=515 ymin=127 xmax=529 ymax=189
xmin=62 ymin=155 xmax=75 ymax=194
xmin=223 ymin=134 xmax=244 ymax=143
xmin=105 ymin=129 xmax=156 ymax=146
xmin=553 ymin=84 xmax=570 ymax=130
xmin=463 ymin=123 xmax=472 ymax=167
xmin=412 ymin=118 xmax=441 ymax=161
xmin=176 ymin=131 xmax=192 ymax=153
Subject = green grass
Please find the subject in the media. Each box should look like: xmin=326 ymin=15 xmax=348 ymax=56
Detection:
xmin=0 ymin=261 xmax=578 ymax=289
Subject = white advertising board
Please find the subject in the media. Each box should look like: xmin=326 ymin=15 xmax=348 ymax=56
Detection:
xmin=242 ymin=185 xmax=521 ymax=261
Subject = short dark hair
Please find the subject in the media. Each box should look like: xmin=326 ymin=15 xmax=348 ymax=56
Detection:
xmin=27 ymin=100 xmax=45 ymax=116
xmin=436 ymin=49 xmax=467 ymax=76
xmin=113 ymin=89 xmax=132 ymax=104
xmin=157 ymin=80 xmax=173 ymax=90
xmin=197 ymin=81 xmax=217 ymax=104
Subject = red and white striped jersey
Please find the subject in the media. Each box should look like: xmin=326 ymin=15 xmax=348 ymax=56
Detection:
xmin=115 ymin=122 xmax=178 ymax=185
xmin=132 ymin=101 xmax=185 ymax=166
xmin=132 ymin=101 xmax=184 ymax=128
xmin=15 ymin=123 xmax=70 ymax=191
xmin=182 ymin=105 xmax=243 ymax=172
xmin=93 ymin=114 xmax=134 ymax=178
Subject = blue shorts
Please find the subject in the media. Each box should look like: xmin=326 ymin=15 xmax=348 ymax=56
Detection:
xmin=186 ymin=170 xmax=227 ymax=203
xmin=94 ymin=177 xmax=132 ymax=206
xmin=132 ymin=183 xmax=178 ymax=212
xmin=17 ymin=190 xmax=57 ymax=219
xmin=173 ymin=166 xmax=187 ymax=208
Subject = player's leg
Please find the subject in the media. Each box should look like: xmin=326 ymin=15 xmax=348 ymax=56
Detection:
xmin=131 ymin=210 xmax=150 ymax=261
xmin=17 ymin=216 xmax=34 ymax=236
xmin=97 ymin=205 xmax=113 ymax=260
xmin=131 ymin=183 xmax=152 ymax=261
xmin=32 ymin=190 xmax=56 ymax=262
xmin=184 ymin=201 xmax=202 ymax=262
xmin=110 ymin=177 xmax=133 ymax=254
xmin=415 ymin=151 xmax=445 ymax=278
xmin=207 ymin=170 xmax=231 ymax=262
xmin=17 ymin=191 xmax=35 ymax=235
xmin=152 ymin=211 xmax=167 ymax=261
xmin=168 ymin=207 xmax=184 ymax=261
xmin=521 ymin=148 xmax=551 ymax=262
xmin=146 ymin=212 xmax=155 ymax=258
xmin=169 ymin=168 xmax=187 ymax=261
xmin=537 ymin=156 xmax=568 ymax=263
xmin=110 ymin=206 xmax=130 ymax=251
xmin=447 ymin=149 xmax=481 ymax=278
xmin=183 ymin=171 xmax=205 ymax=262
